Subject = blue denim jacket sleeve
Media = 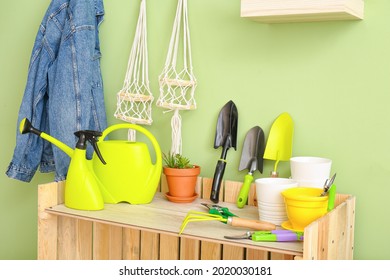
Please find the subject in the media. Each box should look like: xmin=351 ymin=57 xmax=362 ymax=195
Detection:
xmin=6 ymin=0 xmax=107 ymax=182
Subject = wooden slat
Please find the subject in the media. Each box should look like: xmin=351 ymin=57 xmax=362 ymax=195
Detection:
xmin=248 ymin=182 xmax=257 ymax=207
xmin=140 ymin=231 xmax=159 ymax=260
xmin=346 ymin=196 xmax=356 ymax=259
xmin=200 ymin=178 xmax=222 ymax=260
xmin=93 ymin=223 xmax=123 ymax=259
xmin=180 ymin=237 xmax=200 ymax=260
xmin=303 ymin=221 xmax=319 ymax=260
xmin=222 ymin=181 xmax=245 ymax=260
xmin=270 ymin=252 xmax=294 ymax=260
xmin=123 ymin=228 xmax=141 ymax=260
xmin=201 ymin=241 xmax=222 ymax=260
xmin=223 ymin=245 xmax=245 ymax=260
xmin=57 ymin=217 xmax=92 ymax=259
xmin=224 ymin=180 xmax=242 ymax=204
xmin=246 ymin=249 xmax=268 ymax=260
xmin=159 ymin=234 xmax=179 ymax=260
xmin=37 ymin=182 xmax=63 ymax=260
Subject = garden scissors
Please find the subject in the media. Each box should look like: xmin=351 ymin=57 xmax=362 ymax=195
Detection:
xmin=224 ymin=230 xmax=303 ymax=242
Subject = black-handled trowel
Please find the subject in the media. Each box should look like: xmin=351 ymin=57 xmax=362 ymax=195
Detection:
xmin=210 ymin=100 xmax=238 ymax=203
xmin=236 ymin=126 xmax=265 ymax=208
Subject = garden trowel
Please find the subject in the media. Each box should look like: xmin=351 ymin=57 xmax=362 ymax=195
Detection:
xmin=210 ymin=100 xmax=238 ymax=203
xmin=236 ymin=126 xmax=265 ymax=208
xmin=263 ymin=112 xmax=294 ymax=177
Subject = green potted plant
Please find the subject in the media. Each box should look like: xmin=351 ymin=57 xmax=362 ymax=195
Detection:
xmin=163 ymin=152 xmax=200 ymax=202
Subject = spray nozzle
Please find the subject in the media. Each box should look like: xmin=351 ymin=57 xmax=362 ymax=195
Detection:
xmin=74 ymin=130 xmax=106 ymax=165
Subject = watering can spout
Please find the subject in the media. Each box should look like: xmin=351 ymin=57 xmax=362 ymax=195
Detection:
xmin=19 ymin=118 xmax=74 ymax=157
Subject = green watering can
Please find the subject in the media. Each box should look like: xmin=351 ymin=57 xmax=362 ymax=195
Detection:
xmin=93 ymin=123 xmax=162 ymax=205
xmin=19 ymin=119 xmax=162 ymax=210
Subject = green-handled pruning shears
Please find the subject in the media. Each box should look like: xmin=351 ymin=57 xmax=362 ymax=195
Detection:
xmin=201 ymin=203 xmax=237 ymax=218
xmin=224 ymin=230 xmax=303 ymax=242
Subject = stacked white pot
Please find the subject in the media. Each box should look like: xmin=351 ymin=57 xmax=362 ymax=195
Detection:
xmin=255 ymin=178 xmax=298 ymax=225
xmin=290 ymin=156 xmax=332 ymax=188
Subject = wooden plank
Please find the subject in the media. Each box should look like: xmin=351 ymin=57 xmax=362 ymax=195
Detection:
xmin=93 ymin=223 xmax=123 ymax=259
xmin=248 ymin=182 xmax=257 ymax=207
xmin=57 ymin=217 xmax=92 ymax=259
xmin=201 ymin=241 xmax=222 ymax=260
xmin=201 ymin=178 xmax=213 ymax=200
xmin=241 ymin=0 xmax=364 ymax=23
xmin=223 ymin=181 xmax=245 ymax=260
xmin=223 ymin=245 xmax=245 ymax=260
xmin=270 ymin=252 xmax=294 ymax=260
xmin=224 ymin=180 xmax=242 ymax=204
xmin=123 ymin=228 xmax=141 ymax=260
xmin=346 ymin=196 xmax=356 ymax=259
xmin=246 ymin=249 xmax=268 ymax=260
xmin=180 ymin=237 xmax=200 ymax=260
xmin=159 ymin=234 xmax=179 ymax=260
xmin=303 ymin=220 xmax=319 ymax=260
xmin=317 ymin=211 xmax=330 ymax=260
xmin=140 ymin=231 xmax=159 ymax=260
xmin=199 ymin=178 xmax=222 ymax=260
xmin=38 ymin=182 xmax=63 ymax=260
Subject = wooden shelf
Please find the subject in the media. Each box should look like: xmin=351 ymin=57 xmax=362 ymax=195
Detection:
xmin=241 ymin=0 xmax=364 ymax=23
xmin=37 ymin=178 xmax=355 ymax=260
xmin=45 ymin=192 xmax=304 ymax=256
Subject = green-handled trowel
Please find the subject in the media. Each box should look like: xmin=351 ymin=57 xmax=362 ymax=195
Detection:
xmin=236 ymin=126 xmax=265 ymax=208
xmin=263 ymin=112 xmax=294 ymax=177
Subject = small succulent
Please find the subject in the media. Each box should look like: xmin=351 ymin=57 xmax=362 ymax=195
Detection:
xmin=163 ymin=152 xmax=194 ymax=169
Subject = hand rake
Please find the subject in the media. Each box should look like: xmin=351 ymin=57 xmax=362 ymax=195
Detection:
xmin=179 ymin=210 xmax=276 ymax=235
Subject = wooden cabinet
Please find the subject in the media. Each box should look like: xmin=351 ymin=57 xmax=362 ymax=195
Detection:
xmin=37 ymin=177 xmax=355 ymax=260
xmin=241 ymin=0 xmax=364 ymax=23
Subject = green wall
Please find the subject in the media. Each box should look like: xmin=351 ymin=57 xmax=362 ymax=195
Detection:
xmin=1 ymin=0 xmax=389 ymax=260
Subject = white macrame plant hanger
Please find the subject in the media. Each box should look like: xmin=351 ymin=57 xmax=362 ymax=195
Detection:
xmin=157 ymin=0 xmax=196 ymax=155
xmin=114 ymin=0 xmax=153 ymax=141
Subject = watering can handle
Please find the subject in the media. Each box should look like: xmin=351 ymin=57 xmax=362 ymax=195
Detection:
xmin=100 ymin=123 xmax=162 ymax=167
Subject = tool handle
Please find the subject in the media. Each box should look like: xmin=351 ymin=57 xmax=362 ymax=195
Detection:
xmin=210 ymin=159 xmax=226 ymax=203
xmin=228 ymin=217 xmax=276 ymax=231
xmin=236 ymin=174 xmax=253 ymax=208
xmin=327 ymin=184 xmax=336 ymax=211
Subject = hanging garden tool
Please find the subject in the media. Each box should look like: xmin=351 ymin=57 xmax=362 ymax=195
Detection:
xmin=157 ymin=0 xmax=197 ymax=155
xmin=179 ymin=210 xmax=276 ymax=235
xmin=210 ymin=100 xmax=238 ymax=203
xmin=263 ymin=112 xmax=294 ymax=177
xmin=236 ymin=126 xmax=265 ymax=208
xmin=114 ymin=0 xmax=153 ymax=141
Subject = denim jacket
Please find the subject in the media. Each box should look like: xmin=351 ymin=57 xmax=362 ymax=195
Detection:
xmin=6 ymin=0 xmax=107 ymax=182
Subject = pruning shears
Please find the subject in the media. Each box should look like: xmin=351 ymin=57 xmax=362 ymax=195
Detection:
xmin=224 ymin=230 xmax=304 ymax=242
xmin=201 ymin=203 xmax=237 ymax=218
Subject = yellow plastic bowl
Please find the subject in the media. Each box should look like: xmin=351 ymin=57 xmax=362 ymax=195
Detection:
xmin=281 ymin=187 xmax=328 ymax=231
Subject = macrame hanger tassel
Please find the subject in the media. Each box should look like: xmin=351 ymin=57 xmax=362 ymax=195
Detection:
xmin=170 ymin=109 xmax=182 ymax=155
xmin=128 ymin=129 xmax=137 ymax=142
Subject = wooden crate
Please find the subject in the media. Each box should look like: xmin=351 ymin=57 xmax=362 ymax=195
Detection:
xmin=37 ymin=177 xmax=355 ymax=260
xmin=241 ymin=0 xmax=364 ymax=23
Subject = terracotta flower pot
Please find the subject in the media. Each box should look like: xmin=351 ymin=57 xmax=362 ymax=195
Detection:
xmin=163 ymin=165 xmax=201 ymax=197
